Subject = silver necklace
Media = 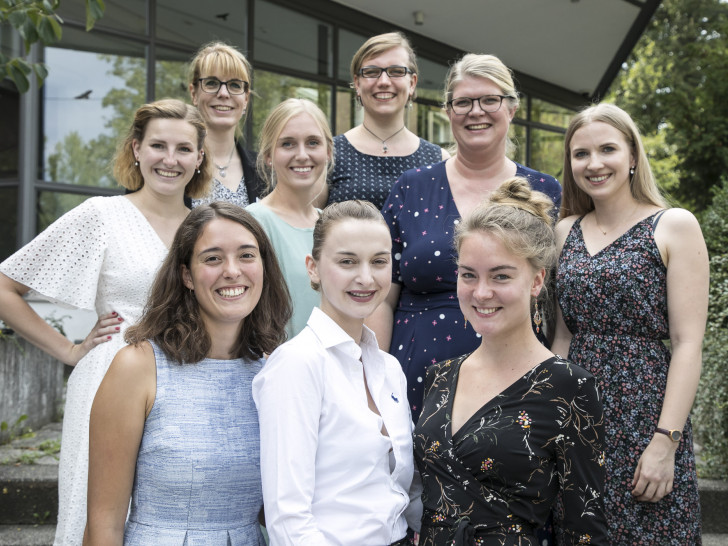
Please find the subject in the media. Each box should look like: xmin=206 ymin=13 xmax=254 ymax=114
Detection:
xmin=362 ymin=123 xmax=405 ymax=154
xmin=214 ymin=146 xmax=235 ymax=178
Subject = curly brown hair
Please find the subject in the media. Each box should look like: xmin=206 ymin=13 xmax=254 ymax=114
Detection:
xmin=125 ymin=202 xmax=291 ymax=363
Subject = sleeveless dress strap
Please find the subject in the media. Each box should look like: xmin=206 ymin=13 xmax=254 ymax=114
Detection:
xmin=652 ymin=209 xmax=668 ymax=229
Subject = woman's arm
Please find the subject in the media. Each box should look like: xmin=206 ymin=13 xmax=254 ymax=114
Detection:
xmin=550 ymin=217 xmax=577 ymax=357
xmin=0 ymin=273 xmax=120 ymax=366
xmin=84 ymin=343 xmax=156 ymax=545
xmin=631 ymin=208 xmax=708 ymax=502
xmin=253 ymin=344 xmax=328 ymax=545
xmin=365 ymin=283 xmax=401 ymax=351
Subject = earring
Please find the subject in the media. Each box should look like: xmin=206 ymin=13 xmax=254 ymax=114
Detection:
xmin=196 ymin=168 xmax=201 ymax=174
xmin=464 ymin=318 xmax=468 ymax=330
xmin=242 ymin=108 xmax=247 ymax=116
xmin=355 ymin=94 xmax=362 ymax=108
xmin=629 ymin=166 xmax=635 ymax=176
xmin=134 ymin=160 xmax=139 ymax=167
xmin=533 ymin=303 xmax=542 ymax=334
xmin=407 ymin=95 xmax=414 ymax=109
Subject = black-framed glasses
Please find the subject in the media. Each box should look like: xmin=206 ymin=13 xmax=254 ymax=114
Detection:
xmin=198 ymin=77 xmax=249 ymax=95
xmin=447 ymin=94 xmax=514 ymax=115
xmin=358 ymin=65 xmax=413 ymax=79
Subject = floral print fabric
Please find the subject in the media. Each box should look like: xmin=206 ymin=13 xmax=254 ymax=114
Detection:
xmin=557 ymin=214 xmax=702 ymax=544
xmin=413 ymin=355 xmax=608 ymax=546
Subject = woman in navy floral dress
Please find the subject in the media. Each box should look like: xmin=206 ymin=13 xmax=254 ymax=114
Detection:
xmin=370 ymin=54 xmax=560 ymax=423
xmin=415 ymin=178 xmax=607 ymax=545
xmin=554 ymin=103 xmax=708 ymax=544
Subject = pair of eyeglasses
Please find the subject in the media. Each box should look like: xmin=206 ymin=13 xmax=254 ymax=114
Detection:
xmin=358 ymin=65 xmax=413 ymax=79
xmin=447 ymin=94 xmax=514 ymax=115
xmin=198 ymin=77 xmax=249 ymax=95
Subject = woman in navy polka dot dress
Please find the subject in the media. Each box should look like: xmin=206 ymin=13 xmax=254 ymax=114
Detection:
xmin=369 ymin=54 xmax=561 ymax=422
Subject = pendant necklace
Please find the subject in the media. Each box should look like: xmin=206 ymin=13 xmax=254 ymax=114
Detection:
xmin=214 ymin=146 xmax=235 ymax=178
xmin=362 ymin=123 xmax=405 ymax=154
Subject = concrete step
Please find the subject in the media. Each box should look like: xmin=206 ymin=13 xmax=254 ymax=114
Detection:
xmin=704 ymin=535 xmax=728 ymax=546
xmin=0 ymin=466 xmax=57 ymax=525
xmin=0 ymin=525 xmax=55 ymax=546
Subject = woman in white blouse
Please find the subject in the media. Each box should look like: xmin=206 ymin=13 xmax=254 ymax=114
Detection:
xmin=253 ymin=200 xmax=421 ymax=545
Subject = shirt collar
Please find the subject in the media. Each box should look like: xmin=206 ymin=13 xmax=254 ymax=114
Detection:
xmin=307 ymin=307 xmax=380 ymax=356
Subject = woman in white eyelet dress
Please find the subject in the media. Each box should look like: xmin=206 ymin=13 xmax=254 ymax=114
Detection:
xmin=0 ymin=99 xmax=211 ymax=545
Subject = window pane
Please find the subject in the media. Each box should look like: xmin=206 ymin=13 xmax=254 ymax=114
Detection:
xmin=416 ymin=57 xmax=448 ymax=104
xmin=36 ymin=192 xmax=93 ymax=234
xmin=251 ymin=71 xmax=332 ymax=147
xmin=531 ymin=98 xmax=573 ymax=129
xmin=0 ymin=186 xmax=18 ymax=261
xmin=156 ymin=0 xmax=248 ymax=49
xmin=0 ymin=86 xmax=19 ymax=178
xmin=43 ymin=33 xmax=146 ymax=188
xmin=338 ymin=29 xmax=366 ymax=82
xmin=530 ymin=127 xmax=565 ymax=180
xmin=155 ymin=47 xmax=193 ymax=103
xmin=514 ymin=93 xmax=527 ymax=121
xmin=413 ymin=103 xmax=451 ymax=150
xmin=510 ymin=123 xmax=526 ymax=164
xmin=254 ymin=1 xmax=332 ymax=77
xmin=335 ymin=87 xmax=357 ymax=135
xmin=57 ymin=0 xmax=146 ymax=36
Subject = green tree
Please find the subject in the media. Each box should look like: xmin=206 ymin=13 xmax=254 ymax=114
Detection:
xmin=1 ymin=0 xmax=105 ymax=92
xmin=609 ymin=0 xmax=728 ymax=211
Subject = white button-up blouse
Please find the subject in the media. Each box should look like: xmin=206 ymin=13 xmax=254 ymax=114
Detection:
xmin=253 ymin=307 xmax=422 ymax=545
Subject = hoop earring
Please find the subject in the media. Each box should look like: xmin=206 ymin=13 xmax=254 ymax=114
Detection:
xmin=533 ymin=302 xmax=542 ymax=334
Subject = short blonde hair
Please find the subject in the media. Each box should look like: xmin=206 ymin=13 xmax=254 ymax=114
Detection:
xmin=560 ymin=102 xmax=667 ymax=218
xmin=255 ymin=99 xmax=334 ymax=194
xmin=350 ymin=32 xmax=418 ymax=99
xmin=113 ymin=99 xmax=212 ymax=199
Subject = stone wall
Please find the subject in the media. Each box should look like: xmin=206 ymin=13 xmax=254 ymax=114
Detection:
xmin=0 ymin=337 xmax=64 ymax=444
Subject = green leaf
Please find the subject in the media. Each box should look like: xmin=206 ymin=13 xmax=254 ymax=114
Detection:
xmin=38 ymin=14 xmax=61 ymax=42
xmin=33 ymin=61 xmax=48 ymax=85
xmin=11 ymin=57 xmax=33 ymax=76
xmin=7 ymin=10 xmax=26 ymax=30
xmin=85 ymin=0 xmax=105 ymax=31
xmin=7 ymin=62 xmax=30 ymax=93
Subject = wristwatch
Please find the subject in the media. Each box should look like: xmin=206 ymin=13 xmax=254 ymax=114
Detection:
xmin=655 ymin=427 xmax=682 ymax=442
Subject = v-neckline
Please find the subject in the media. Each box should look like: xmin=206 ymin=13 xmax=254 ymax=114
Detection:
xmin=576 ymin=212 xmax=658 ymax=258
xmin=120 ymin=196 xmax=173 ymax=251
xmin=449 ymin=355 xmax=555 ymax=441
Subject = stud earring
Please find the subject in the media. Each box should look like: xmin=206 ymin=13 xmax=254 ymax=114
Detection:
xmin=196 ymin=168 xmax=201 ymax=174
xmin=629 ymin=166 xmax=635 ymax=177
xmin=134 ymin=160 xmax=139 ymax=167
xmin=407 ymin=95 xmax=414 ymax=109
xmin=533 ymin=303 xmax=542 ymax=334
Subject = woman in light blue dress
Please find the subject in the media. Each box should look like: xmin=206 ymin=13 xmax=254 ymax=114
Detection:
xmin=84 ymin=202 xmax=291 ymax=545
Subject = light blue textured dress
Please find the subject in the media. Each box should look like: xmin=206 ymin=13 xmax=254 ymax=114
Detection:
xmin=124 ymin=341 xmax=265 ymax=545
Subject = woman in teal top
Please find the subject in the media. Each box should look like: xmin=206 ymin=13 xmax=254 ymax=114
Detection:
xmin=247 ymin=98 xmax=333 ymax=337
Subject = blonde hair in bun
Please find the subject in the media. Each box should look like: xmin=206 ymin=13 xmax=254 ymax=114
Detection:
xmin=454 ymin=176 xmax=557 ymax=287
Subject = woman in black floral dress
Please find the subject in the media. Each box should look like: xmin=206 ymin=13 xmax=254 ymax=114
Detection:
xmin=553 ymin=103 xmax=708 ymax=544
xmin=414 ymin=178 xmax=608 ymax=545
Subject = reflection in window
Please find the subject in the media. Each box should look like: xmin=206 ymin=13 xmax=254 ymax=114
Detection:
xmin=254 ymin=0 xmax=332 ymax=77
xmin=251 ymin=71 xmax=331 ymax=144
xmin=0 ymin=186 xmax=18 ymax=261
xmin=414 ymin=103 xmax=451 ymax=150
xmin=530 ymin=127 xmax=565 ymax=181
xmin=156 ymin=0 xmax=248 ymax=48
xmin=155 ymin=47 xmax=193 ymax=104
xmin=532 ymin=98 xmax=572 ymax=129
xmin=335 ymin=88 xmax=357 ymax=136
xmin=416 ymin=57 xmax=448 ymax=103
xmin=338 ymin=29 xmax=367 ymax=82
xmin=56 ymin=0 xmax=146 ymax=35
xmin=36 ymin=192 xmax=91 ymax=234
xmin=43 ymin=37 xmax=146 ymax=187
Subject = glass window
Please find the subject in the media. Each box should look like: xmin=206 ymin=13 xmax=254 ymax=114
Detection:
xmin=251 ymin=70 xmax=332 ymax=146
xmin=531 ymin=98 xmax=573 ymax=129
xmin=514 ymin=93 xmax=527 ymax=121
xmin=0 ymin=186 xmax=18 ymax=261
xmin=156 ymin=0 xmax=248 ymax=50
xmin=43 ymin=33 xmax=146 ymax=187
xmin=335 ymin=87 xmax=357 ymax=136
xmin=530 ymin=127 xmax=565 ymax=180
xmin=155 ymin=46 xmax=194 ymax=103
xmin=56 ymin=0 xmax=147 ymax=36
xmin=36 ymin=192 xmax=92 ymax=234
xmin=413 ymin=103 xmax=450 ymax=149
xmin=338 ymin=29 xmax=367 ymax=83
xmin=0 ymin=86 xmax=19 ymax=178
xmin=254 ymin=0 xmax=333 ymax=77
xmin=509 ymin=123 xmax=526 ymax=164
xmin=416 ymin=57 xmax=447 ymax=104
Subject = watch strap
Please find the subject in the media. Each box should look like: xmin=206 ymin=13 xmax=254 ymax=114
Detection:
xmin=655 ymin=427 xmax=682 ymax=442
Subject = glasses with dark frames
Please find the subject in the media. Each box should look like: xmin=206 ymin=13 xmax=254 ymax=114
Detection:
xmin=447 ymin=94 xmax=514 ymax=115
xmin=358 ymin=65 xmax=413 ymax=79
xmin=198 ymin=77 xmax=249 ymax=95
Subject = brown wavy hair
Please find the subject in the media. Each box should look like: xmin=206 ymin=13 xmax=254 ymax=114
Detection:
xmin=125 ymin=202 xmax=291 ymax=363
xmin=112 ymin=99 xmax=212 ymax=199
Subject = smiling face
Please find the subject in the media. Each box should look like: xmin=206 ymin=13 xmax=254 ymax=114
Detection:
xmin=457 ymin=232 xmax=544 ymax=341
xmin=306 ymin=218 xmax=392 ymax=340
xmin=354 ymin=46 xmax=417 ymax=119
xmin=569 ymin=121 xmax=635 ymax=203
xmin=132 ymin=118 xmax=202 ymax=197
xmin=182 ymin=218 xmax=264 ymax=334
xmin=269 ymin=112 xmax=330 ymax=194
xmin=190 ymin=72 xmax=248 ymax=133
xmin=447 ymin=75 xmax=516 ymax=155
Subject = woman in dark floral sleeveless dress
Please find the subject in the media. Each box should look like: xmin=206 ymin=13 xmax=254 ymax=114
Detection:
xmin=554 ymin=103 xmax=708 ymax=545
